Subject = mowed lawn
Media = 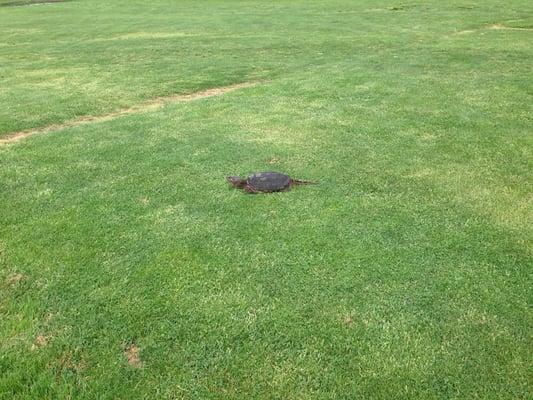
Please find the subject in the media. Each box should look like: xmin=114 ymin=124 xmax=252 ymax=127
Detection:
xmin=1 ymin=0 xmax=532 ymax=398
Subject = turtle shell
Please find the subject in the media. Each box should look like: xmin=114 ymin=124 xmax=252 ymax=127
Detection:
xmin=247 ymin=172 xmax=291 ymax=192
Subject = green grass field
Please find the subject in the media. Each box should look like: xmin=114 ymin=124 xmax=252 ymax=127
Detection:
xmin=1 ymin=0 xmax=532 ymax=398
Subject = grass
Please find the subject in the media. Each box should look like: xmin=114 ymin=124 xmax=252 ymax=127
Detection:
xmin=0 ymin=0 xmax=532 ymax=398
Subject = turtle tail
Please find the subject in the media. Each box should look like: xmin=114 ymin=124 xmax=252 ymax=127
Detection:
xmin=291 ymin=179 xmax=318 ymax=185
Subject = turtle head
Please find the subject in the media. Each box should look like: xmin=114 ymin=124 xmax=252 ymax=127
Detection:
xmin=226 ymin=176 xmax=247 ymax=188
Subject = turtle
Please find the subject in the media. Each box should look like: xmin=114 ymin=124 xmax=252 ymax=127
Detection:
xmin=226 ymin=172 xmax=317 ymax=193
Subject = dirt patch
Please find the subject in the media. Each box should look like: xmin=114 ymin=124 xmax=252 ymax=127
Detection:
xmin=341 ymin=314 xmax=355 ymax=326
xmin=30 ymin=334 xmax=48 ymax=350
xmin=388 ymin=5 xmax=418 ymax=11
xmin=454 ymin=29 xmax=476 ymax=35
xmin=488 ymin=23 xmax=533 ymax=31
xmin=454 ymin=23 xmax=533 ymax=35
xmin=0 ymin=0 xmax=69 ymax=7
xmin=0 ymin=82 xmax=256 ymax=146
xmin=35 ymin=335 xmax=47 ymax=346
xmin=124 ymin=343 xmax=142 ymax=368
xmin=266 ymin=157 xmax=281 ymax=165
xmin=49 ymin=351 xmax=86 ymax=374
xmin=61 ymin=352 xmax=85 ymax=371
xmin=6 ymin=273 xmax=26 ymax=285
xmin=92 ymin=32 xmax=198 ymax=42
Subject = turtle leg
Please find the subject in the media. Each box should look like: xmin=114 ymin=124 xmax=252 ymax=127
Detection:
xmin=244 ymin=185 xmax=259 ymax=194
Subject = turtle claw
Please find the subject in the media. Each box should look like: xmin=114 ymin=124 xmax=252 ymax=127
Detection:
xmin=244 ymin=185 xmax=259 ymax=194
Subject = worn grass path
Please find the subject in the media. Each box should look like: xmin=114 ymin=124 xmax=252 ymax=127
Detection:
xmin=0 ymin=82 xmax=256 ymax=144
xmin=1 ymin=1 xmax=532 ymax=399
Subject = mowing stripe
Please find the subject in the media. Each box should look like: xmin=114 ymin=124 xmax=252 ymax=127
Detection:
xmin=0 ymin=82 xmax=256 ymax=145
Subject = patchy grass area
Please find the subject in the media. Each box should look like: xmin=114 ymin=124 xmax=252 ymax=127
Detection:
xmin=0 ymin=0 xmax=532 ymax=399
